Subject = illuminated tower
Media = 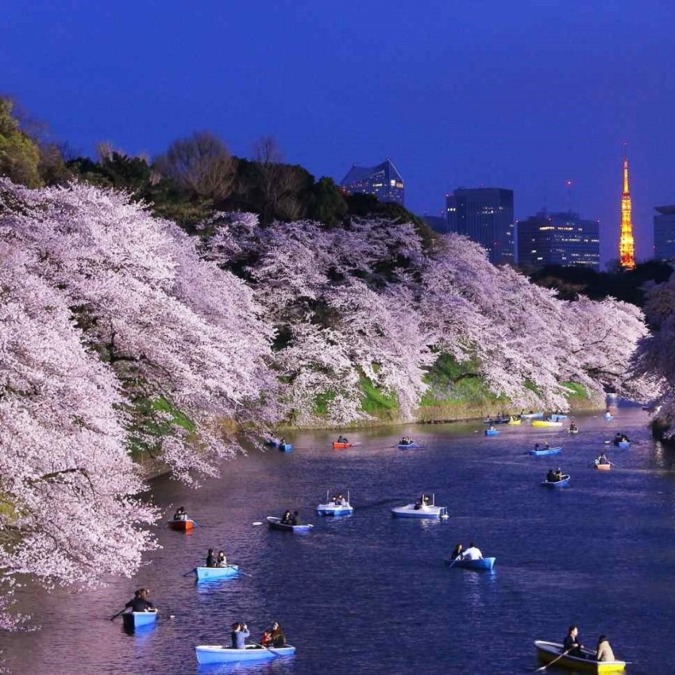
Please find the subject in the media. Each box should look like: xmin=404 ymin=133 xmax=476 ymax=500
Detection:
xmin=619 ymin=147 xmax=636 ymax=270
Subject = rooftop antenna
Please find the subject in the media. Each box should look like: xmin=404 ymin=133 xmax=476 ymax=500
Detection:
xmin=566 ymin=179 xmax=573 ymax=213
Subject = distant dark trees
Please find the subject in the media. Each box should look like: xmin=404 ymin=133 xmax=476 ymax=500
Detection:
xmin=526 ymin=261 xmax=673 ymax=308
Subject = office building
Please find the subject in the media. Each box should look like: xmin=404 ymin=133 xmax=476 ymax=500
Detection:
xmin=517 ymin=210 xmax=600 ymax=271
xmin=340 ymin=159 xmax=404 ymax=205
xmin=445 ymin=187 xmax=515 ymax=265
xmin=654 ymin=205 xmax=675 ymax=261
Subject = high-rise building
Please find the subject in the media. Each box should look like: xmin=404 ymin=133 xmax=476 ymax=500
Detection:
xmin=517 ymin=210 xmax=600 ymax=271
xmin=445 ymin=187 xmax=514 ymax=264
xmin=340 ymin=159 xmax=404 ymax=205
xmin=619 ymin=148 xmax=636 ymax=270
xmin=653 ymin=205 xmax=675 ymax=261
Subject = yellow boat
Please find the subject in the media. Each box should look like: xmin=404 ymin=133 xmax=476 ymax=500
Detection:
xmin=534 ymin=640 xmax=626 ymax=673
xmin=507 ymin=416 xmax=522 ymax=425
xmin=531 ymin=419 xmax=564 ymax=428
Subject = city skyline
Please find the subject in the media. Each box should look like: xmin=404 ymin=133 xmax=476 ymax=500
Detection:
xmin=3 ymin=1 xmax=675 ymax=266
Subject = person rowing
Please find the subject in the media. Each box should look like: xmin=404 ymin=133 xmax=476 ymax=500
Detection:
xmin=205 ymin=548 xmax=216 ymax=568
xmin=461 ymin=542 xmax=483 ymax=560
xmin=173 ymin=506 xmax=188 ymax=521
xmin=280 ymin=509 xmax=292 ymax=524
xmin=337 ymin=435 xmax=349 ymax=443
xmin=124 ymin=588 xmax=156 ymax=613
xmin=595 ymin=452 xmax=610 ymax=466
xmin=563 ymin=625 xmax=585 ymax=658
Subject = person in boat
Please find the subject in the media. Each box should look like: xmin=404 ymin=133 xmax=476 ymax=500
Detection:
xmin=173 ymin=506 xmax=187 ymax=521
xmin=281 ymin=509 xmax=292 ymax=524
xmin=205 ymin=548 xmax=217 ymax=568
xmin=595 ymin=634 xmax=615 ymax=662
xmin=544 ymin=442 xmax=550 ymax=450
xmin=260 ymin=628 xmax=274 ymax=647
xmin=269 ymin=621 xmax=286 ymax=647
xmin=554 ymin=467 xmax=564 ymax=481
xmin=231 ymin=622 xmax=250 ymax=649
xmin=216 ymin=550 xmax=227 ymax=567
xmin=488 ymin=425 xmax=496 ymax=432
xmin=534 ymin=443 xmax=540 ymax=451
xmin=569 ymin=422 xmax=578 ymax=432
xmin=546 ymin=468 xmax=556 ymax=482
xmin=563 ymin=625 xmax=585 ymax=658
xmin=333 ymin=493 xmax=344 ymax=505
xmin=290 ymin=510 xmax=301 ymax=526
xmin=125 ymin=588 xmax=155 ymax=613
xmin=461 ymin=543 xmax=483 ymax=560
xmin=279 ymin=437 xmax=287 ymax=446
xmin=420 ymin=493 xmax=431 ymax=506
xmin=337 ymin=435 xmax=348 ymax=443
xmin=450 ymin=543 xmax=464 ymax=560
xmin=596 ymin=452 xmax=610 ymax=466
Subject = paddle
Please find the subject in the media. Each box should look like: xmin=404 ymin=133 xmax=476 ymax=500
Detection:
xmin=249 ymin=641 xmax=283 ymax=656
xmin=182 ymin=568 xmax=197 ymax=577
xmin=534 ymin=648 xmax=571 ymax=672
xmin=110 ymin=608 xmax=127 ymax=621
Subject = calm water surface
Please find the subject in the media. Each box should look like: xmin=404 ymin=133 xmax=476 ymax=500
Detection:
xmin=2 ymin=406 xmax=675 ymax=675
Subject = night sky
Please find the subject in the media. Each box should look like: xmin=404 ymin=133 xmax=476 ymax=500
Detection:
xmin=3 ymin=0 xmax=675 ymax=266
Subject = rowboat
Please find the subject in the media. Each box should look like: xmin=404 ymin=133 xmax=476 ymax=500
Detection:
xmin=122 ymin=611 xmax=158 ymax=630
xmin=534 ymin=640 xmax=625 ymax=673
xmin=483 ymin=417 xmax=510 ymax=424
xmin=541 ymin=474 xmax=571 ymax=487
xmin=484 ymin=429 xmax=499 ymax=436
xmin=167 ymin=518 xmax=195 ymax=532
xmin=521 ymin=411 xmax=544 ymax=419
xmin=195 ymin=644 xmax=296 ymax=664
xmin=549 ymin=413 xmax=568 ymax=421
xmin=278 ymin=443 xmax=293 ymax=452
xmin=445 ymin=556 xmax=496 ymax=570
xmin=316 ymin=491 xmax=353 ymax=516
xmin=613 ymin=440 xmax=630 ymax=449
xmin=332 ymin=441 xmax=352 ymax=449
xmin=507 ymin=416 xmax=522 ymax=425
xmin=265 ymin=437 xmax=281 ymax=447
xmin=392 ymin=496 xmax=448 ymax=519
xmin=594 ymin=462 xmax=611 ymax=471
xmin=531 ymin=419 xmax=563 ymax=428
xmin=569 ymin=427 xmax=579 ymax=434
xmin=266 ymin=516 xmax=313 ymax=533
xmin=604 ymin=412 xmax=614 ymax=421
xmin=397 ymin=442 xmax=421 ymax=449
xmin=528 ymin=446 xmax=562 ymax=457
xmin=194 ymin=565 xmax=240 ymax=581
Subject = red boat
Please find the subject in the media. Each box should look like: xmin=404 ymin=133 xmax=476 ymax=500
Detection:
xmin=332 ymin=441 xmax=353 ymax=449
xmin=168 ymin=518 xmax=195 ymax=532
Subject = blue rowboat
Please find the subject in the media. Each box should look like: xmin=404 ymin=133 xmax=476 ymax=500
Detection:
xmin=483 ymin=417 xmax=509 ymax=424
xmin=484 ymin=429 xmax=499 ymax=436
xmin=195 ymin=565 xmax=240 ymax=581
xmin=122 ymin=611 xmax=158 ymax=630
xmin=445 ymin=557 xmax=496 ymax=570
xmin=266 ymin=516 xmax=313 ymax=533
xmin=195 ymin=644 xmax=296 ymax=664
xmin=520 ymin=411 xmax=544 ymax=419
xmin=613 ymin=440 xmax=630 ymax=449
xmin=549 ymin=414 xmax=568 ymax=422
xmin=541 ymin=474 xmax=571 ymax=487
xmin=528 ymin=446 xmax=562 ymax=457
xmin=279 ymin=443 xmax=293 ymax=453
xmin=397 ymin=442 xmax=420 ymax=449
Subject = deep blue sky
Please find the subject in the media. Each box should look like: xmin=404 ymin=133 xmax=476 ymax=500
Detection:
xmin=3 ymin=0 xmax=675 ymax=266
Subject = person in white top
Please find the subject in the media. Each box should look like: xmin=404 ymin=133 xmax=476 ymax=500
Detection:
xmin=461 ymin=543 xmax=483 ymax=560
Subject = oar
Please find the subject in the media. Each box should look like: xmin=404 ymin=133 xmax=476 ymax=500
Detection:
xmin=534 ymin=648 xmax=571 ymax=672
xmin=182 ymin=568 xmax=197 ymax=577
xmin=249 ymin=641 xmax=283 ymax=656
xmin=110 ymin=608 xmax=127 ymax=621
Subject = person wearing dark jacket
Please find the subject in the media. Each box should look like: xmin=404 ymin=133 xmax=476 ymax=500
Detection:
xmin=563 ymin=625 xmax=584 ymax=658
xmin=270 ymin=621 xmax=286 ymax=647
xmin=125 ymin=588 xmax=155 ymax=613
xmin=205 ymin=548 xmax=216 ymax=567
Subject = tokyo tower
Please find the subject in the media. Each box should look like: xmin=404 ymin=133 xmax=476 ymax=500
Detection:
xmin=619 ymin=146 xmax=636 ymax=270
